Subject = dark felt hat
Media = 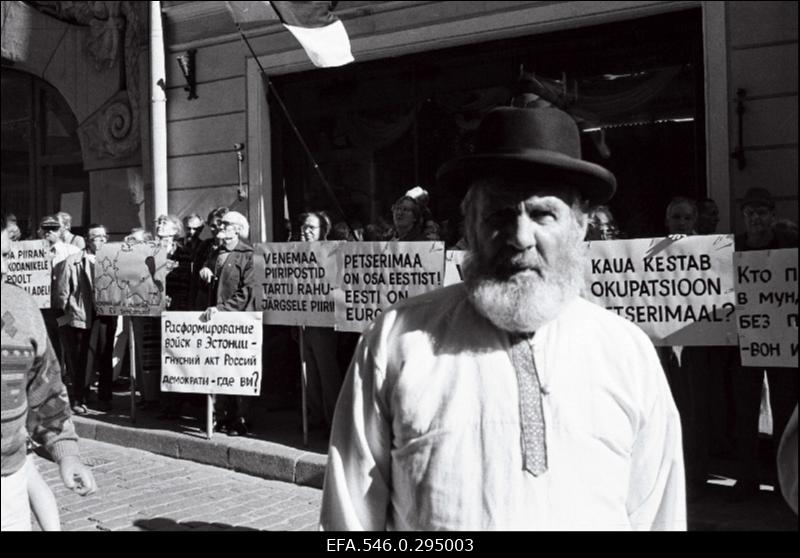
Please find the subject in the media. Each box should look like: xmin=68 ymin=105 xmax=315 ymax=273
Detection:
xmin=436 ymin=107 xmax=617 ymax=205
xmin=740 ymin=187 xmax=775 ymax=210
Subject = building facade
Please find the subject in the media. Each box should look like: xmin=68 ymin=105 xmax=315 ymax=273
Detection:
xmin=2 ymin=1 xmax=797 ymax=240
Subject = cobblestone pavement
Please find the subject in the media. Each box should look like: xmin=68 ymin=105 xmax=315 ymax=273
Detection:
xmin=29 ymin=439 xmax=321 ymax=531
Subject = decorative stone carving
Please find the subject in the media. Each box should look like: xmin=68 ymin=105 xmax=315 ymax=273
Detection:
xmin=30 ymin=1 xmax=144 ymax=164
xmin=29 ymin=2 xmax=119 ymax=69
xmin=78 ymin=89 xmax=141 ymax=169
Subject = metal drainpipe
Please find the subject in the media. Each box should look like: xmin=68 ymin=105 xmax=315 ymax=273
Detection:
xmin=150 ymin=1 xmax=169 ymax=218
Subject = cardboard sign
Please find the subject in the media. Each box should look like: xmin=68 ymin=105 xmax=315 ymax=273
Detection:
xmin=4 ymin=240 xmax=52 ymax=308
xmin=254 ymin=241 xmax=341 ymax=327
xmin=333 ymin=241 xmax=445 ymax=332
xmin=161 ymin=311 xmax=263 ymax=395
xmin=583 ymin=235 xmax=737 ymax=346
xmin=94 ymin=241 xmax=170 ymax=316
xmin=734 ymin=248 xmax=798 ymax=368
xmin=443 ymin=250 xmax=468 ymax=287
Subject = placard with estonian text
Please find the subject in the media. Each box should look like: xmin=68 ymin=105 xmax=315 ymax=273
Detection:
xmin=333 ymin=241 xmax=445 ymax=332
xmin=5 ymin=240 xmax=52 ymax=308
xmin=254 ymin=241 xmax=341 ymax=327
xmin=583 ymin=235 xmax=737 ymax=346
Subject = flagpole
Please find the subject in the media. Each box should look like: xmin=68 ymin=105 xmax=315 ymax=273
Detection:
xmin=231 ymin=21 xmax=358 ymax=241
xmin=150 ymin=1 xmax=169 ymax=218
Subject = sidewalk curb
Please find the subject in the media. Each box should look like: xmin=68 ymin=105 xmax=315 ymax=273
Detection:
xmin=73 ymin=416 xmax=327 ymax=489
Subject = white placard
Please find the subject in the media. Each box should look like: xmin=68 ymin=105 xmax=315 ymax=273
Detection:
xmin=161 ymin=311 xmax=263 ymax=395
xmin=734 ymin=248 xmax=798 ymax=368
xmin=4 ymin=240 xmax=52 ymax=308
xmin=333 ymin=241 xmax=445 ymax=332
xmin=254 ymin=241 xmax=341 ymax=327
xmin=583 ymin=235 xmax=737 ymax=346
xmin=443 ymin=250 xmax=468 ymax=287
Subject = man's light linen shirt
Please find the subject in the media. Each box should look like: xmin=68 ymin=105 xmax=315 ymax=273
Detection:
xmin=320 ymin=284 xmax=686 ymax=531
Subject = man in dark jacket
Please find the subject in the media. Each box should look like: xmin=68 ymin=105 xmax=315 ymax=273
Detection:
xmin=55 ymin=224 xmax=117 ymax=414
xmin=199 ymin=211 xmax=256 ymax=435
xmin=730 ymin=187 xmax=799 ymax=501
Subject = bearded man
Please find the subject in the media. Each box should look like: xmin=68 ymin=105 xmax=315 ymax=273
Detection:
xmin=319 ymin=107 xmax=685 ymax=531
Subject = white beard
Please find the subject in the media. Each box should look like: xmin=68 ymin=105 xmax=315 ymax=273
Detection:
xmin=464 ymin=238 xmax=586 ymax=334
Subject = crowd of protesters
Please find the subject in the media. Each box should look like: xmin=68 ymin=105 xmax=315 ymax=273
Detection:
xmin=2 ymin=171 xmax=797 ymax=526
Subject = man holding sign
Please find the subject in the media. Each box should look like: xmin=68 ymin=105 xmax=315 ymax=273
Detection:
xmin=730 ymin=187 xmax=798 ymax=501
xmin=199 ymin=211 xmax=256 ymax=436
xmin=321 ymin=107 xmax=685 ymax=530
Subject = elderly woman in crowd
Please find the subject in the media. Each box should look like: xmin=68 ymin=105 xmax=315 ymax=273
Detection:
xmin=388 ymin=188 xmax=429 ymax=241
xmin=586 ymin=205 xmax=622 ymax=240
xmin=297 ymin=211 xmax=343 ymax=434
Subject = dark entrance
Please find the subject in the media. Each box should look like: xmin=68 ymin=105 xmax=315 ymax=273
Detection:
xmin=272 ymin=9 xmax=705 ymax=242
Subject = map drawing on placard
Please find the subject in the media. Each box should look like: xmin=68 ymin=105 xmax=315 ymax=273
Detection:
xmin=94 ymin=241 xmax=171 ymax=316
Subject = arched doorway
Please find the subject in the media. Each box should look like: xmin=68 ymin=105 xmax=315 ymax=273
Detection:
xmin=1 ymin=69 xmax=90 ymax=238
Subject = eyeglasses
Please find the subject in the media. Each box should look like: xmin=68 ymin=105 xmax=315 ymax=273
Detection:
xmin=392 ymin=205 xmax=415 ymax=214
xmin=743 ymin=207 xmax=771 ymax=218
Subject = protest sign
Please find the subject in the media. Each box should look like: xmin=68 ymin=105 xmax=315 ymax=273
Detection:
xmin=583 ymin=235 xmax=737 ymax=346
xmin=161 ymin=311 xmax=263 ymax=395
xmin=734 ymin=248 xmax=798 ymax=368
xmin=94 ymin=241 xmax=170 ymax=316
xmin=4 ymin=240 xmax=51 ymax=308
xmin=444 ymin=250 xmax=468 ymax=287
xmin=333 ymin=241 xmax=445 ymax=332
xmin=254 ymin=241 xmax=341 ymax=326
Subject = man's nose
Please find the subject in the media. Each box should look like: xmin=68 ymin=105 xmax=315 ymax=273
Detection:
xmin=506 ymin=213 xmax=536 ymax=250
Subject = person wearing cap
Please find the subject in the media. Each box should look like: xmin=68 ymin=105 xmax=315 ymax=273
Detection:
xmin=2 ymin=229 xmax=97 ymax=530
xmin=729 ymin=187 xmax=799 ymax=501
xmin=199 ymin=211 xmax=256 ymax=435
xmin=320 ymin=107 xmax=685 ymax=531
xmin=39 ymin=215 xmax=82 ymax=396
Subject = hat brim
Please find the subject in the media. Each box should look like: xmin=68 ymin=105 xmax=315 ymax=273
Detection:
xmin=437 ymin=150 xmax=617 ymax=206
